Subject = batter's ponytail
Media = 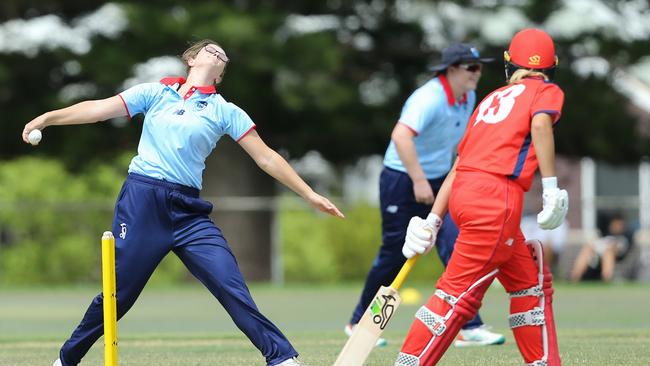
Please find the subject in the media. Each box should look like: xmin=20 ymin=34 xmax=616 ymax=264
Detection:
xmin=508 ymin=69 xmax=549 ymax=84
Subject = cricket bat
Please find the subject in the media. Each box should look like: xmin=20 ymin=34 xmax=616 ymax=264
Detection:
xmin=333 ymin=256 xmax=418 ymax=366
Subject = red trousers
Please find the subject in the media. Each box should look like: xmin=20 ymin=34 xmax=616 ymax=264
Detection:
xmin=397 ymin=170 xmax=560 ymax=366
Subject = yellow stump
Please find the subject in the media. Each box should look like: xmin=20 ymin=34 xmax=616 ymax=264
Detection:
xmin=102 ymin=231 xmax=118 ymax=366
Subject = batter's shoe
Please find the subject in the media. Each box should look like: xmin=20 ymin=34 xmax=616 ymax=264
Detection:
xmin=454 ymin=325 xmax=506 ymax=347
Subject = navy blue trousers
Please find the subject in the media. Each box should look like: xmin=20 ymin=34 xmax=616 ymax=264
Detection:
xmin=349 ymin=167 xmax=483 ymax=329
xmin=59 ymin=174 xmax=297 ymax=366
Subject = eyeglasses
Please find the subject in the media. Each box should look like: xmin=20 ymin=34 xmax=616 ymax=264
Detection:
xmin=204 ymin=45 xmax=229 ymax=63
xmin=458 ymin=63 xmax=482 ymax=73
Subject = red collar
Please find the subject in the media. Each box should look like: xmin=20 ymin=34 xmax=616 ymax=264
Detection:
xmin=160 ymin=77 xmax=217 ymax=94
xmin=438 ymin=74 xmax=467 ymax=105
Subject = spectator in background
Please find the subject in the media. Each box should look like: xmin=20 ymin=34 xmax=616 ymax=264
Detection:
xmin=570 ymin=215 xmax=633 ymax=282
xmin=521 ymin=213 xmax=569 ymax=269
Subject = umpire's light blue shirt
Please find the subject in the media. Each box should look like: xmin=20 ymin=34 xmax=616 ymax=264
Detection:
xmin=119 ymin=77 xmax=255 ymax=190
xmin=383 ymin=75 xmax=476 ymax=179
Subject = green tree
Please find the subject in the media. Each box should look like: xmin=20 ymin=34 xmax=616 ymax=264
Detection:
xmin=1 ymin=0 xmax=648 ymax=167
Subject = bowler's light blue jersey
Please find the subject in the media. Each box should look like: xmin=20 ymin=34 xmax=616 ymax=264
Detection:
xmin=383 ymin=75 xmax=475 ymax=179
xmin=119 ymin=77 xmax=255 ymax=189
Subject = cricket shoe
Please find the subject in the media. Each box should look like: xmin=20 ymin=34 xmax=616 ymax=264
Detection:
xmin=53 ymin=359 xmax=62 ymax=366
xmin=454 ymin=325 xmax=505 ymax=347
xmin=276 ymin=357 xmax=307 ymax=366
xmin=344 ymin=324 xmax=388 ymax=347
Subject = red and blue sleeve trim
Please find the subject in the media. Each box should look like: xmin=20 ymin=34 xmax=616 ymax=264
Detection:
xmin=236 ymin=125 xmax=257 ymax=142
xmin=117 ymin=94 xmax=131 ymax=120
xmin=397 ymin=121 xmax=419 ymax=136
xmin=533 ymin=109 xmax=561 ymax=124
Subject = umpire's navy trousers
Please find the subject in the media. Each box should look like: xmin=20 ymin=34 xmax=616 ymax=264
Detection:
xmin=349 ymin=167 xmax=483 ymax=329
xmin=59 ymin=173 xmax=297 ymax=366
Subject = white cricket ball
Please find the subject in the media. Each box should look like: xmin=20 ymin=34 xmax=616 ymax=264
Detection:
xmin=28 ymin=129 xmax=42 ymax=145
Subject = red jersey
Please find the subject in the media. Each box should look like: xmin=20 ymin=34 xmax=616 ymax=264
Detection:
xmin=456 ymin=77 xmax=564 ymax=191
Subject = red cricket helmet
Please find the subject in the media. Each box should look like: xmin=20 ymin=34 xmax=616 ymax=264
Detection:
xmin=504 ymin=28 xmax=558 ymax=80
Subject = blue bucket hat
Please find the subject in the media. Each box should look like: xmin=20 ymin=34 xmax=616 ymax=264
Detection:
xmin=430 ymin=43 xmax=494 ymax=72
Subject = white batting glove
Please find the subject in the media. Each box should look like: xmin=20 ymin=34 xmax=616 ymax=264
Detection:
xmin=402 ymin=213 xmax=442 ymax=258
xmin=537 ymin=177 xmax=569 ymax=230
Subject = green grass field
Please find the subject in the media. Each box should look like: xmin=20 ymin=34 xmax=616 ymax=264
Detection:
xmin=1 ymin=282 xmax=649 ymax=365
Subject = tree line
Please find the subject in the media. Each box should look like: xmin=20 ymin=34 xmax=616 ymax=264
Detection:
xmin=1 ymin=0 xmax=648 ymax=170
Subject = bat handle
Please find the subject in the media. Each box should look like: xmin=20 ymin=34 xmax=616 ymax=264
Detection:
xmin=390 ymin=255 xmax=418 ymax=290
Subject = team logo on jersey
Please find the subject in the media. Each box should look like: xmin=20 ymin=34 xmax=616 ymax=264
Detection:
xmin=193 ymin=101 xmax=208 ymax=111
xmin=528 ymin=55 xmax=541 ymax=66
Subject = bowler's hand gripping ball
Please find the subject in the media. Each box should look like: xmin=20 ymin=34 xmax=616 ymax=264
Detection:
xmin=28 ymin=129 xmax=42 ymax=145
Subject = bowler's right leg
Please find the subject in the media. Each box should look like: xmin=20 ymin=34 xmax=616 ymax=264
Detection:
xmin=58 ymin=177 xmax=172 ymax=365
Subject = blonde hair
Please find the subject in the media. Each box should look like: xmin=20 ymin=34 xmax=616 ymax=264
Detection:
xmin=181 ymin=39 xmax=226 ymax=84
xmin=181 ymin=39 xmax=222 ymax=65
xmin=508 ymin=69 xmax=549 ymax=84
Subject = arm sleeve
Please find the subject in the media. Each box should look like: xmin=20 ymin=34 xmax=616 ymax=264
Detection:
xmin=531 ymin=83 xmax=565 ymax=124
xmin=398 ymin=90 xmax=439 ymax=134
xmin=118 ymin=83 xmax=161 ymax=117
xmin=222 ymin=104 xmax=256 ymax=141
